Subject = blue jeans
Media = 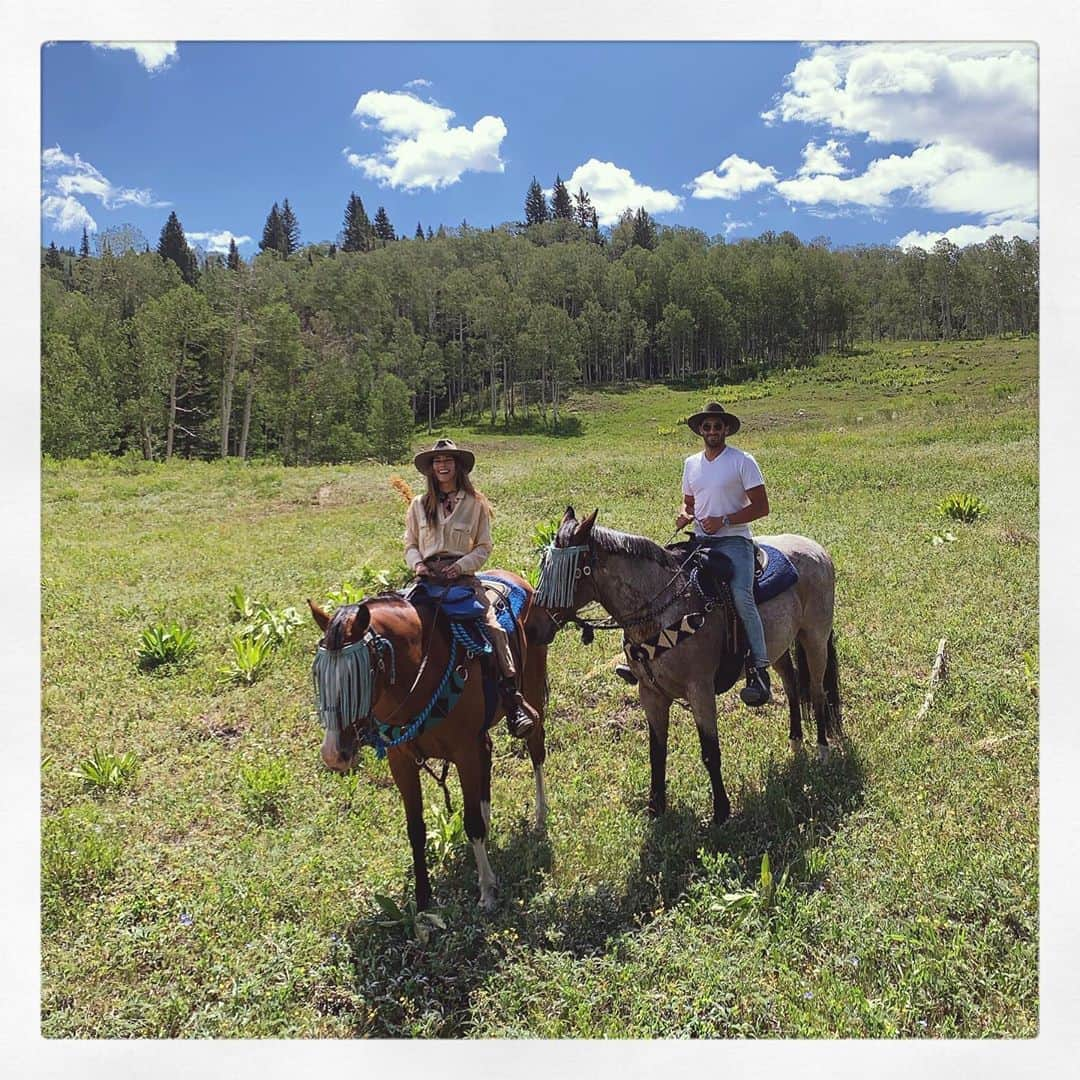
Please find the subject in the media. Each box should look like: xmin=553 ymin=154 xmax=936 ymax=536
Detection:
xmin=698 ymin=536 xmax=768 ymax=667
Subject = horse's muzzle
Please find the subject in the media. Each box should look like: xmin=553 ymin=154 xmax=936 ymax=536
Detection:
xmin=321 ymin=729 xmax=359 ymax=772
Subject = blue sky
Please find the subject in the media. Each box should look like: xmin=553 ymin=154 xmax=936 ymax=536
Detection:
xmin=41 ymin=40 xmax=1038 ymax=257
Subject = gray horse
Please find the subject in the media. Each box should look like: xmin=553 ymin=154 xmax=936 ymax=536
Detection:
xmin=536 ymin=507 xmax=841 ymax=825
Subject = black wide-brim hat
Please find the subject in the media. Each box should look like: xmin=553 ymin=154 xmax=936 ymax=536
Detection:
xmin=412 ymin=437 xmax=476 ymax=476
xmin=687 ymin=401 xmax=741 ymax=436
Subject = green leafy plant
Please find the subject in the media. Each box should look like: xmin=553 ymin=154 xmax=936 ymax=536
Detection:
xmin=137 ymin=622 xmax=196 ymax=668
xmin=238 ymin=758 xmax=291 ymax=823
xmin=74 ymin=747 xmax=139 ymax=793
xmin=238 ymin=602 xmax=303 ymax=648
xmin=1022 ymin=649 xmax=1038 ymax=696
xmin=372 ymin=893 xmax=447 ymax=945
xmin=222 ymin=633 xmax=273 ymax=685
xmin=937 ymin=492 xmax=987 ymax=523
xmin=228 ymin=585 xmax=255 ymax=622
xmin=426 ymin=804 xmax=466 ymax=866
xmin=42 ymin=808 xmax=122 ymax=924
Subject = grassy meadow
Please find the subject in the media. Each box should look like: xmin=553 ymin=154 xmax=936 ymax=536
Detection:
xmin=40 ymin=337 xmax=1038 ymax=1038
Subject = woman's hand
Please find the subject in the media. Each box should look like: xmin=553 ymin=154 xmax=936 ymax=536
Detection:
xmin=443 ymin=564 xmax=463 ymax=581
xmin=414 ymin=563 xmax=430 ymax=577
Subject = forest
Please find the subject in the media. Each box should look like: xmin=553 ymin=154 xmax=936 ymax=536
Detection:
xmin=40 ymin=185 xmax=1039 ymax=463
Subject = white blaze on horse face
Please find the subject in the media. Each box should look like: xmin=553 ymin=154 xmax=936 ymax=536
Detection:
xmin=534 ymin=765 xmax=548 ymax=830
xmin=472 ymin=839 xmax=497 ymax=911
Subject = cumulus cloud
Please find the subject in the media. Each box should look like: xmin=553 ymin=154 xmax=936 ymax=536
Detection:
xmin=894 ymin=219 xmax=1039 ymax=251
xmin=762 ymin=42 xmax=1038 ymax=244
xmin=41 ymin=194 xmax=97 ymax=233
xmin=187 ymin=230 xmax=253 ymax=254
xmin=346 ymin=90 xmax=506 ymax=190
xmin=41 ymin=145 xmax=169 ymax=211
xmin=92 ymin=42 xmax=178 ymax=73
xmin=560 ymin=159 xmax=682 ymax=225
xmin=690 ymin=155 xmax=779 ymax=200
xmin=798 ymin=139 xmax=850 ymax=177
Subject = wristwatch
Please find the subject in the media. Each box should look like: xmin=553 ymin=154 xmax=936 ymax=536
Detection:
xmin=720 ymin=514 xmax=731 ymax=528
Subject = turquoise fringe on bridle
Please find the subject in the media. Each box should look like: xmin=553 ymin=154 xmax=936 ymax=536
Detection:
xmin=312 ymin=634 xmax=393 ymax=733
xmin=534 ymin=543 xmax=589 ymax=609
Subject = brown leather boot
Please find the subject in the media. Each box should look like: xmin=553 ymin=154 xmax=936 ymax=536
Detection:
xmin=501 ymin=678 xmax=538 ymax=738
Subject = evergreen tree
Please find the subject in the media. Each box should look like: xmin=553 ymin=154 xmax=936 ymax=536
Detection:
xmin=525 ymin=177 xmax=549 ymax=225
xmin=280 ymin=198 xmax=301 ymax=256
xmin=157 ymin=210 xmax=198 ymax=285
xmin=44 ymin=241 xmax=64 ymax=270
xmin=260 ymin=202 xmax=286 ymax=256
xmin=226 ymin=237 xmax=241 ymax=271
xmin=373 ymin=206 xmax=396 ymax=245
xmin=550 ymin=175 xmax=573 ymax=220
xmin=79 ymin=227 xmax=91 ymax=259
xmin=631 ymin=207 xmax=657 ymax=250
xmin=590 ymin=207 xmax=602 ymax=244
xmin=426 ymin=226 xmax=434 ymax=240
xmin=573 ymin=187 xmax=595 ymax=229
xmin=415 ymin=222 xmax=425 ymax=240
xmin=341 ymin=193 xmax=372 ymax=253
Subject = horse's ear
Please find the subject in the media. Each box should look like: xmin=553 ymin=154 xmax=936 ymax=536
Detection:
xmin=561 ymin=505 xmax=576 ymax=525
xmin=353 ymin=605 xmax=371 ymax=636
xmin=576 ymin=508 xmax=598 ymax=540
xmin=307 ymin=599 xmax=331 ymax=632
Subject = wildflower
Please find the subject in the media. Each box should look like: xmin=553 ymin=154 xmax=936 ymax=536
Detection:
xmin=179 ymin=912 xmax=194 ymax=926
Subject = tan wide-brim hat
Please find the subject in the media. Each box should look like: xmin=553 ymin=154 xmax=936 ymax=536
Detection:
xmin=412 ymin=437 xmax=476 ymax=476
xmin=686 ymin=401 xmax=741 ymax=436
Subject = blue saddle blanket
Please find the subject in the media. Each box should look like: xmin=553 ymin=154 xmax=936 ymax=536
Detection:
xmin=753 ymin=544 xmax=799 ymax=604
xmin=409 ymin=572 xmax=527 ymax=634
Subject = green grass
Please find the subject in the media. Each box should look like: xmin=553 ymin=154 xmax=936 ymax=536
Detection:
xmin=40 ymin=337 xmax=1038 ymax=1037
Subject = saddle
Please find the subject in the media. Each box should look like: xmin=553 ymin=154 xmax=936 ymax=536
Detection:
xmin=666 ymin=537 xmax=799 ymax=606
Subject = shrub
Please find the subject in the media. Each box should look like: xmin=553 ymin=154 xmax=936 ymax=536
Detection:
xmin=222 ymin=633 xmax=273 ymax=685
xmin=937 ymin=492 xmax=987 ymax=523
xmin=137 ymin=623 xmax=196 ymax=669
xmin=74 ymin=747 xmax=139 ymax=793
xmin=238 ymin=758 xmax=291 ymax=823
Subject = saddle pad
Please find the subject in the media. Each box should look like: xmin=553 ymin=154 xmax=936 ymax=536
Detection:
xmin=753 ymin=544 xmax=799 ymax=604
xmin=409 ymin=579 xmax=487 ymax=620
xmin=477 ymin=572 xmax=528 ymax=635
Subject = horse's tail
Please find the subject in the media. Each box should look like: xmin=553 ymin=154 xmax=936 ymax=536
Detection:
xmin=824 ymin=631 xmax=842 ymax=736
xmin=794 ymin=632 xmax=842 ymax=740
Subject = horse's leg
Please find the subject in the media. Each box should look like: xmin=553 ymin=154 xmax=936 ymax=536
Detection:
xmin=387 ymin=749 xmax=431 ymax=910
xmin=639 ymin=684 xmax=671 ymax=817
xmin=686 ymin=681 xmax=731 ymax=825
xmin=798 ymin=628 xmax=832 ymax=763
xmin=523 ymin=644 xmax=548 ymax=829
xmin=773 ymin=649 xmax=803 ymax=754
xmin=480 ymin=731 xmax=493 ymax=832
xmin=456 ymin=749 xmax=497 ymax=912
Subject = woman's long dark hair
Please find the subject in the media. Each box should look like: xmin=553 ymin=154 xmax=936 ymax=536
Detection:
xmin=421 ymin=465 xmax=493 ymax=524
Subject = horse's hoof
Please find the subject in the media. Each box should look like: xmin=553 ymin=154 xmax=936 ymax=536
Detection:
xmin=647 ymin=800 xmax=666 ymax=818
xmin=478 ymin=893 xmax=497 ymax=914
xmin=816 ymin=744 xmax=830 ymax=764
xmin=789 ymin=738 xmax=804 ymax=756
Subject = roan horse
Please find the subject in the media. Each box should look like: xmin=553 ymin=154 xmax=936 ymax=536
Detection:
xmin=308 ymin=572 xmax=552 ymax=911
xmin=535 ymin=507 xmax=841 ymax=825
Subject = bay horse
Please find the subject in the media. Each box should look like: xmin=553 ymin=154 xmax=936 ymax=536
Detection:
xmin=535 ymin=507 xmax=841 ymax=825
xmin=308 ymin=571 xmax=553 ymax=912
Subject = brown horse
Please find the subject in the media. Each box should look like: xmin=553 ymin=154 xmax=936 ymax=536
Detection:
xmin=308 ymin=572 xmax=552 ymax=912
xmin=535 ymin=508 xmax=841 ymax=825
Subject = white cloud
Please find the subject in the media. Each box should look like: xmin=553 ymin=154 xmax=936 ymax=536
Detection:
xmin=762 ymin=43 xmax=1038 ymax=244
xmin=722 ymin=215 xmax=752 ymax=237
xmin=347 ymin=90 xmax=506 ymax=190
xmin=894 ymin=219 xmax=1040 ymax=251
xmin=690 ymin=155 xmax=779 ymax=200
xmin=404 ymin=78 xmax=432 ymax=89
xmin=92 ymin=42 xmax=178 ymax=73
xmin=41 ymin=145 xmax=169 ymax=212
xmin=41 ymin=195 xmax=97 ymax=233
xmin=557 ymin=159 xmax=682 ymax=225
xmin=798 ymin=139 xmax=850 ymax=177
xmin=187 ymin=230 xmax=253 ymax=254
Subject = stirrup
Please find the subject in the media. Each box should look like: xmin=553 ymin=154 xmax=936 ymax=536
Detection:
xmin=739 ymin=665 xmax=772 ymax=708
xmin=614 ymin=664 xmax=639 ymax=685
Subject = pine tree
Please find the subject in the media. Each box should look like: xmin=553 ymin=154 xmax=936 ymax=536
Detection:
xmin=227 ymin=237 xmax=241 ymax=271
xmin=550 ymin=175 xmax=573 ymax=220
xmin=260 ymin=202 xmax=286 ymax=256
xmin=79 ymin=227 xmax=90 ymax=259
xmin=573 ymin=187 xmax=595 ymax=229
xmin=373 ymin=206 xmax=396 ymax=245
xmin=44 ymin=241 xmax=64 ymax=270
xmin=157 ymin=210 xmax=198 ymax=284
xmin=426 ymin=226 xmax=434 ymax=241
xmin=524 ymin=177 xmax=549 ymax=225
xmin=341 ymin=193 xmax=372 ymax=253
xmin=590 ymin=207 xmax=602 ymax=244
xmin=631 ymin=207 xmax=657 ymax=250
xmin=280 ymin=198 xmax=300 ymax=256
xmin=415 ymin=222 xmax=425 ymax=240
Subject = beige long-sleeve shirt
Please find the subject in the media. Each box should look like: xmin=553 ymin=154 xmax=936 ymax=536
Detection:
xmin=403 ymin=490 xmax=493 ymax=575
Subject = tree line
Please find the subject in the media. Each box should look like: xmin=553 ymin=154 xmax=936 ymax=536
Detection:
xmin=41 ymin=183 xmax=1039 ymax=463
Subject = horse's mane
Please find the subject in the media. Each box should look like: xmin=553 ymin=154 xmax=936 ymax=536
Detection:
xmin=590 ymin=524 xmax=680 ymax=569
xmin=325 ymin=592 xmax=411 ymax=650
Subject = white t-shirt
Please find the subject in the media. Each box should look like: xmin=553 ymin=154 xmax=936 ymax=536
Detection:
xmin=681 ymin=445 xmax=765 ymax=540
